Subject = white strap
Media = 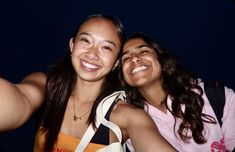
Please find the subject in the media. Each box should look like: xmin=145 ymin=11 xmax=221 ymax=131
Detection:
xmin=96 ymin=91 xmax=125 ymax=142
xmin=74 ymin=122 xmax=98 ymax=152
xmin=74 ymin=91 xmax=126 ymax=152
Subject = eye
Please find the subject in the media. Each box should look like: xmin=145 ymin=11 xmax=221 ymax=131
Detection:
xmin=140 ymin=50 xmax=150 ymax=55
xmin=121 ymin=55 xmax=131 ymax=63
xmin=100 ymin=42 xmax=116 ymax=52
xmin=79 ymin=37 xmax=90 ymax=44
xmin=102 ymin=45 xmax=112 ymax=51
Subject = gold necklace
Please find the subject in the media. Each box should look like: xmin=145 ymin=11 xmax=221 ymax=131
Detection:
xmin=72 ymin=96 xmax=91 ymax=121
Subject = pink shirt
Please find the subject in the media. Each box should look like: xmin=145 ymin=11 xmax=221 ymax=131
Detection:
xmin=126 ymin=82 xmax=235 ymax=152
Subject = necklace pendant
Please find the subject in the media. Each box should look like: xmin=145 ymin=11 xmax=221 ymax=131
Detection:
xmin=73 ymin=115 xmax=79 ymax=121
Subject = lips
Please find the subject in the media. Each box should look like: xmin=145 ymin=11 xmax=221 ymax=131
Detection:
xmin=131 ymin=65 xmax=148 ymax=74
xmin=80 ymin=59 xmax=99 ymax=71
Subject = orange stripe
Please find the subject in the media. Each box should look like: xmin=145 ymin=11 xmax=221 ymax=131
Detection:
xmin=34 ymin=130 xmax=106 ymax=152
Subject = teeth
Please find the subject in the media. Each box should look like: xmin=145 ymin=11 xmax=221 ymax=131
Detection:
xmin=132 ymin=66 xmax=147 ymax=74
xmin=82 ymin=61 xmax=98 ymax=69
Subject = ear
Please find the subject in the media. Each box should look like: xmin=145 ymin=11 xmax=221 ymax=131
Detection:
xmin=112 ymin=60 xmax=119 ymax=71
xmin=69 ymin=38 xmax=74 ymax=53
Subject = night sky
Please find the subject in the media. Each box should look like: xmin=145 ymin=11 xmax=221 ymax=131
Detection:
xmin=0 ymin=0 xmax=235 ymax=151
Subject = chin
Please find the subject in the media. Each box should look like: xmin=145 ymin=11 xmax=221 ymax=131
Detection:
xmin=130 ymin=81 xmax=148 ymax=88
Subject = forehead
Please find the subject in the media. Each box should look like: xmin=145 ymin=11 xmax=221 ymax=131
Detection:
xmin=80 ymin=17 xmax=114 ymax=30
xmin=123 ymin=38 xmax=148 ymax=52
xmin=78 ymin=18 xmax=120 ymax=43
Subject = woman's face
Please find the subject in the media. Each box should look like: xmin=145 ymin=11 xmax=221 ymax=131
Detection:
xmin=70 ymin=17 xmax=121 ymax=82
xmin=121 ymin=38 xmax=162 ymax=88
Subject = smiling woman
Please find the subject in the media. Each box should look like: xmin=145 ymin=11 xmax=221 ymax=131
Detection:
xmin=0 ymin=14 xmax=176 ymax=152
xmin=119 ymin=32 xmax=235 ymax=152
xmin=121 ymin=38 xmax=161 ymax=88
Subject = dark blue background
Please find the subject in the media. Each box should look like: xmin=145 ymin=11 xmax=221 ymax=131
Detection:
xmin=0 ymin=0 xmax=235 ymax=151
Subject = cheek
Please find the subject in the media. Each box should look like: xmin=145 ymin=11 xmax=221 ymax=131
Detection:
xmin=156 ymin=60 xmax=162 ymax=71
xmin=122 ymin=65 xmax=130 ymax=80
xmin=72 ymin=44 xmax=88 ymax=55
xmin=104 ymin=50 xmax=119 ymax=64
xmin=152 ymin=61 xmax=162 ymax=76
xmin=102 ymin=55 xmax=117 ymax=67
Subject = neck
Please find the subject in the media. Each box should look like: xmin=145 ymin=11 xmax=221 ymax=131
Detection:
xmin=139 ymin=80 xmax=167 ymax=112
xmin=73 ymin=78 xmax=105 ymax=103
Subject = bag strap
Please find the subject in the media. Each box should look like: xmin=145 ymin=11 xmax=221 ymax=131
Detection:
xmin=96 ymin=91 xmax=125 ymax=142
xmin=204 ymin=80 xmax=225 ymax=126
xmin=74 ymin=122 xmax=99 ymax=152
xmin=74 ymin=91 xmax=126 ymax=152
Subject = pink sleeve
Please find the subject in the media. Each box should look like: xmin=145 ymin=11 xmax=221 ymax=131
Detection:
xmin=222 ymin=86 xmax=235 ymax=151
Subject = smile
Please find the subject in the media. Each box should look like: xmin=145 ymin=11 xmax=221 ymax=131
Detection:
xmin=81 ymin=60 xmax=99 ymax=70
xmin=131 ymin=65 xmax=147 ymax=74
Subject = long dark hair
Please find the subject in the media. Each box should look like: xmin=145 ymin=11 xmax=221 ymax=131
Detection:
xmin=40 ymin=14 xmax=125 ymax=152
xmin=118 ymin=32 xmax=216 ymax=144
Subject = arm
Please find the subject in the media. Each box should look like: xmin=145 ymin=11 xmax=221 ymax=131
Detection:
xmin=0 ymin=72 xmax=46 ymax=132
xmin=112 ymin=101 xmax=176 ymax=152
xmin=222 ymin=86 xmax=235 ymax=151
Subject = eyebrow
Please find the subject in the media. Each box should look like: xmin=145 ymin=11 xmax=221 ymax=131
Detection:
xmin=120 ymin=51 xmax=128 ymax=58
xmin=78 ymin=32 xmax=90 ymax=37
xmin=121 ymin=44 xmax=150 ymax=57
xmin=137 ymin=44 xmax=151 ymax=49
xmin=78 ymin=32 xmax=117 ymax=48
xmin=105 ymin=40 xmax=117 ymax=48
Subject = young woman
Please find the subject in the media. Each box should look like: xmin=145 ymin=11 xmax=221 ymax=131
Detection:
xmin=119 ymin=32 xmax=235 ymax=152
xmin=0 ymin=15 xmax=176 ymax=152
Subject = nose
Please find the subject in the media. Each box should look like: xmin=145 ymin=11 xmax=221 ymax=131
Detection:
xmin=131 ymin=54 xmax=141 ymax=63
xmin=85 ymin=45 xmax=99 ymax=60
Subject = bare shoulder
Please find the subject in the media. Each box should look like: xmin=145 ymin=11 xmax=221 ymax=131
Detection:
xmin=17 ymin=72 xmax=47 ymax=89
xmin=110 ymin=100 xmax=154 ymax=130
xmin=113 ymin=100 xmax=150 ymax=118
xmin=21 ymin=72 xmax=47 ymax=84
xmin=0 ymin=72 xmax=47 ymax=131
xmin=110 ymin=100 xmax=177 ymax=152
xmin=16 ymin=72 xmax=47 ymax=110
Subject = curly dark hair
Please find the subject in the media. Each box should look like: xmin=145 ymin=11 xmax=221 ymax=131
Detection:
xmin=118 ymin=32 xmax=216 ymax=144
